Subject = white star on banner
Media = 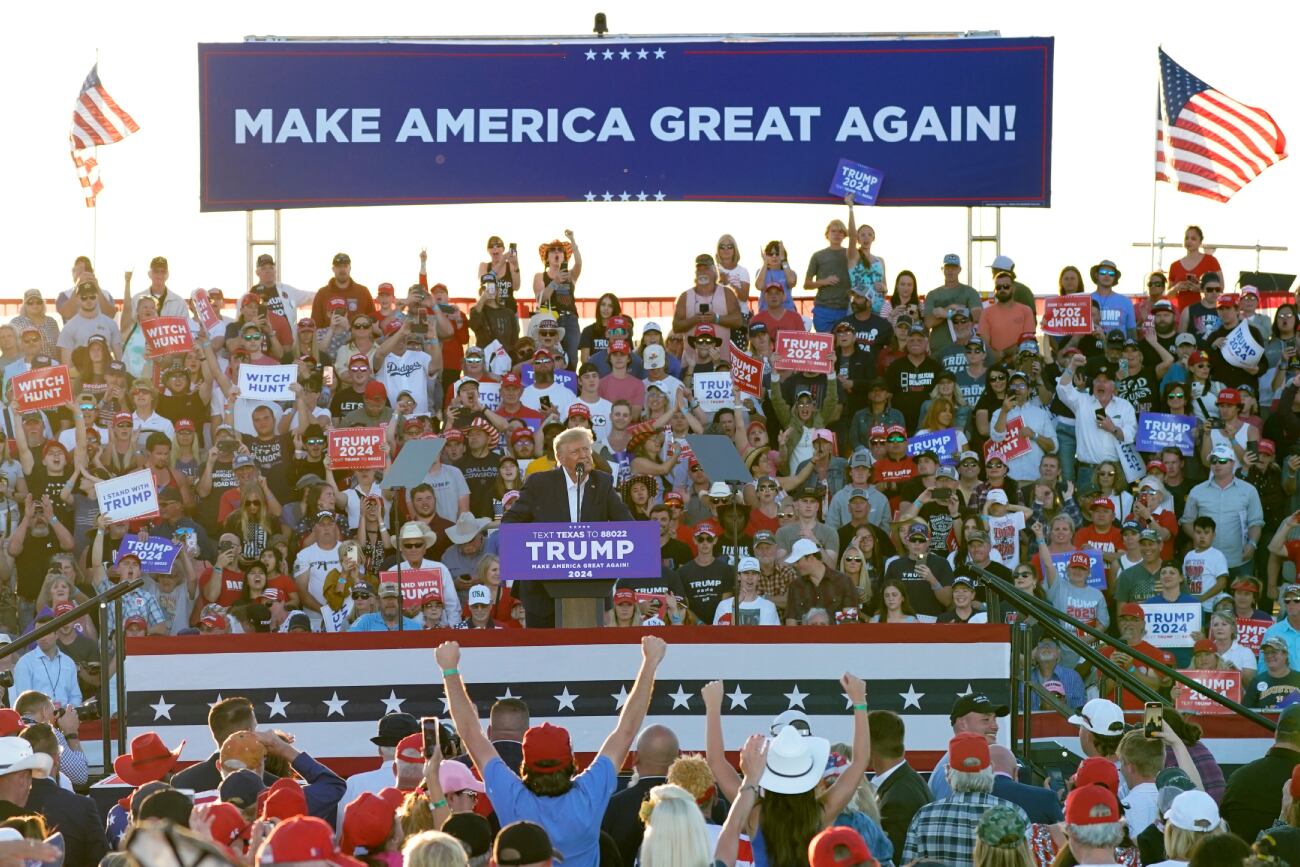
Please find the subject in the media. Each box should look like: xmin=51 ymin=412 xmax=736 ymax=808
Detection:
xmin=654 ymin=48 xmax=666 ymax=59
xmin=636 ymin=191 xmax=648 ymax=201
xmin=669 ymin=685 xmax=694 ymax=709
xmin=265 ymin=693 xmax=289 ymax=719
xmin=726 ymin=685 xmax=751 ymax=710
xmin=602 ymin=49 xmax=614 ymax=60
xmin=601 ymin=191 xmax=613 ymax=202
xmin=957 ymin=684 xmax=974 ymax=698
xmin=637 ymin=49 xmax=649 ymax=60
xmin=653 ymin=191 xmax=666 ymax=201
xmin=381 ymin=690 xmax=405 ymax=715
xmin=583 ymin=191 xmax=596 ymax=202
xmin=151 ymin=696 xmax=175 ymax=721
xmin=439 ymin=694 xmax=451 ymax=713
xmin=619 ymin=49 xmax=631 ymax=60
xmin=618 ymin=191 xmax=630 ymax=201
xmin=611 ymin=685 xmax=630 ymax=709
xmin=207 ymin=693 xmax=224 ymax=710
xmin=841 ymin=692 xmax=854 ymax=710
xmin=555 ymin=687 xmax=578 ymax=712
xmin=784 ymin=685 xmax=809 ymax=709
xmin=900 ymin=684 xmax=925 ymax=710
xmin=585 ymin=50 xmax=597 ymax=61
xmin=324 ymin=692 xmax=348 ymax=717
xmin=496 ymin=687 xmax=520 ymax=702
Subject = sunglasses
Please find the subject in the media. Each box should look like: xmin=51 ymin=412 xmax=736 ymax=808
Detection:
xmin=1098 ymin=268 xmax=1117 ymax=277
xmin=352 ymin=322 xmax=372 ymax=329
xmin=351 ymin=590 xmax=372 ymax=600
xmin=886 ymin=435 xmax=906 ymax=443
xmin=1167 ymin=392 xmax=1186 ymax=399
xmin=241 ymin=332 xmax=263 ymax=340
xmin=1210 ymin=457 xmax=1233 ymax=465
xmin=718 ymin=243 xmax=735 ymax=249
xmin=772 ymin=720 xmax=812 ymax=737
xmin=988 ymin=374 xmax=1008 ymax=382
xmin=455 ymin=790 xmax=480 ymax=801
xmin=694 ymin=534 xmax=716 ymax=542
xmin=79 ymin=403 xmax=95 ymax=411
xmin=779 ymin=513 xmax=796 ymax=520
xmin=758 ymin=484 xmax=778 ymax=491
xmin=305 ymin=438 xmax=325 ymax=446
xmin=845 ymin=557 xmax=863 ymax=563
xmin=869 ymin=438 xmax=886 ymax=445
xmin=402 ymin=542 xmax=426 ymax=549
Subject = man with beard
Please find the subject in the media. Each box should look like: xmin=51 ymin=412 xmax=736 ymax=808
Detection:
xmin=934 ymin=307 xmax=977 ymax=375
xmin=1207 ymin=292 xmax=1270 ymax=390
xmin=521 ymin=349 xmax=576 ymax=417
xmin=836 ymin=283 xmax=894 ymax=370
xmin=885 ymin=323 xmax=942 ymax=431
xmin=1148 ymin=299 xmax=1182 ymax=355
xmin=310 ymin=252 xmax=376 ymax=326
xmin=685 ymin=324 xmax=726 ymax=376
xmin=879 ymin=523 xmax=954 ymax=621
xmin=250 ymin=253 xmax=315 ymax=346
xmin=405 ymin=483 xmax=453 ymax=560
xmin=978 ymin=270 xmax=1037 ymax=362
xmin=1115 ymin=337 xmax=1164 ymax=415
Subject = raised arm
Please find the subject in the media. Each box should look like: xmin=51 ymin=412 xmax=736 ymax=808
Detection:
xmin=434 ymin=641 xmax=501 ymax=774
xmin=566 ymin=230 xmax=583 ymax=284
xmin=597 ymin=636 xmax=667 ymax=767
xmin=713 ymin=735 xmax=765 ymax=867
xmin=821 ymin=673 xmax=870 ymax=822
xmin=701 ymin=679 xmax=742 ymax=801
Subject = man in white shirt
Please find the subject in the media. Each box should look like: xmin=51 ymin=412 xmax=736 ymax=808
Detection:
xmin=58 ymin=393 xmax=107 ymax=452
xmin=521 ymin=350 xmax=576 ymax=416
xmin=1056 ymin=353 xmax=1136 ymax=495
xmin=293 ymin=511 xmax=344 ymax=612
xmin=12 ymin=615 xmax=81 ymax=709
xmin=573 ymin=363 xmax=613 ymax=444
xmin=335 ymin=712 xmax=418 ymax=831
xmin=251 ymin=253 xmax=315 ymax=340
xmin=1116 ymin=730 xmax=1161 ymax=838
xmin=390 ymin=522 xmax=461 ymax=625
xmin=420 ymin=442 xmax=471 ymax=523
xmin=643 ymin=345 xmax=685 ymax=406
xmin=373 ymin=319 xmax=437 ymax=414
xmin=129 ymin=381 xmax=176 ymax=441
xmin=991 ymin=370 xmax=1057 ymax=483
xmin=56 ymin=284 xmax=122 ymax=363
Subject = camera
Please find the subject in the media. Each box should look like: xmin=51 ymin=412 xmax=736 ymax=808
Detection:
xmin=217 ymin=440 xmax=235 ymax=455
xmin=1205 ymin=417 xmax=1225 ymax=430
xmin=73 ymin=698 xmax=101 ymax=723
xmin=411 ymin=308 xmax=428 ymax=336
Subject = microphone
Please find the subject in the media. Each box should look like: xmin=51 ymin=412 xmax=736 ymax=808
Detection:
xmin=574 ymin=462 xmax=587 ymax=480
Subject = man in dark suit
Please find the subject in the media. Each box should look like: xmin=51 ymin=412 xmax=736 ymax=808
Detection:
xmin=501 ymin=427 xmax=633 ymax=627
xmin=990 ymin=745 xmax=1063 ymax=824
xmin=172 ymin=697 xmax=275 ymax=792
xmin=21 ymin=722 xmax=109 ymax=866
xmin=868 ymin=710 xmax=932 ymax=859
xmin=601 ymin=725 xmax=680 ymax=866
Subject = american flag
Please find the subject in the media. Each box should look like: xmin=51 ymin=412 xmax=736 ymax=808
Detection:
xmin=69 ymin=64 xmax=139 ymax=207
xmin=1156 ymin=49 xmax=1286 ymax=203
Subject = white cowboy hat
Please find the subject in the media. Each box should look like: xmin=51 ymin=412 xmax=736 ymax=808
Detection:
xmin=758 ymin=726 xmax=830 ymax=795
xmin=446 ymin=512 xmax=492 ymax=546
xmin=0 ymin=737 xmax=53 ymax=778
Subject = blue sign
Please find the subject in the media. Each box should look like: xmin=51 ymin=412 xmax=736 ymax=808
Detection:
xmin=198 ymin=38 xmax=1053 ymax=211
xmin=519 ymin=364 xmax=578 ymax=393
xmin=116 ymin=536 xmax=182 ymax=574
xmin=1050 ymin=550 xmax=1106 ymax=592
xmin=829 ymin=159 xmax=885 ymax=205
xmin=906 ymin=428 xmax=959 ymax=464
xmin=1136 ymin=412 xmax=1196 ymax=455
xmin=499 ymin=521 xmax=663 ymax=581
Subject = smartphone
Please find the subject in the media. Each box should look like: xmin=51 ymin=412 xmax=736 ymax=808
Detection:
xmin=342 ymin=547 xmax=359 ymax=569
xmin=1247 ymin=440 xmax=1259 ymax=457
xmin=1143 ymin=701 xmax=1164 ymax=739
xmin=412 ymin=308 xmax=428 ymax=336
xmin=933 ymin=488 xmax=952 ymax=502
xmin=509 ymin=242 xmax=517 ymax=254
xmin=422 ymin=716 xmax=441 ymax=759
xmin=1094 ymin=408 xmax=1107 ymax=423
xmin=699 ymin=303 xmax=711 ymax=315
xmin=1046 ymin=768 xmax=1066 ymax=803
xmin=323 ymin=366 xmax=335 ymax=388
xmin=540 ymin=396 xmax=552 ymax=410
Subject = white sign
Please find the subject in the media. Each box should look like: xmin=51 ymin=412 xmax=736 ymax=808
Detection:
xmin=233 ymin=398 xmax=284 ymax=437
xmin=1143 ymin=603 xmax=1201 ymax=648
xmin=1222 ymin=321 xmax=1265 ymax=370
xmin=693 ymin=372 xmax=733 ymax=414
xmin=238 ymin=364 xmax=297 ymax=401
xmin=95 ymin=469 xmax=160 ymax=523
xmin=477 ymin=382 xmax=502 ymax=412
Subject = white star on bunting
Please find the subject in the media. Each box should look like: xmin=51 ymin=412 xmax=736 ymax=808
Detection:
xmin=601 ymin=191 xmax=613 ymax=202
xmin=726 ymin=685 xmax=751 ymax=710
xmin=784 ymin=685 xmax=809 ymax=710
xmin=668 ymin=685 xmax=693 ymax=709
xmin=618 ymin=191 xmax=630 ymax=201
xmin=496 ymin=687 xmax=520 ymax=702
xmin=636 ymin=191 xmax=648 ymax=201
xmin=324 ymin=692 xmax=348 ymax=717
xmin=151 ymin=695 xmax=175 ymax=721
xmin=637 ymin=49 xmax=649 ymax=60
xmin=585 ymin=50 xmax=597 ymax=61
xmin=653 ymin=191 xmax=666 ymax=201
xmin=583 ymin=191 xmax=596 ymax=202
xmin=957 ymin=684 xmax=975 ymax=697
xmin=900 ymin=684 xmax=925 ymax=710
xmin=265 ymin=693 xmax=289 ymax=719
xmin=380 ymin=690 xmax=405 ymax=715
xmin=619 ymin=49 xmax=631 ymax=60
xmin=207 ymin=693 xmax=224 ymax=710
xmin=654 ymin=48 xmax=666 ymax=59
xmin=554 ymin=687 xmax=578 ymax=712
xmin=439 ymin=694 xmax=451 ymax=713
xmin=602 ymin=50 xmax=614 ymax=60
xmin=611 ymin=685 xmax=630 ymax=709
xmin=841 ymin=692 xmax=854 ymax=710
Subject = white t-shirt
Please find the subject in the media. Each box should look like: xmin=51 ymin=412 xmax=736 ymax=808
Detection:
xmin=1182 ymin=546 xmax=1229 ymax=610
xmin=712 ymin=597 xmax=780 ymax=625
xmin=133 ymin=411 xmax=176 ymax=440
xmin=987 ymin=512 xmax=1026 ymax=567
xmin=1220 ymin=640 xmax=1257 ymax=673
xmin=294 ymin=542 xmax=343 ymax=606
xmin=378 ymin=350 xmax=434 ymax=414
xmin=420 ymin=464 xmax=470 ymax=523
xmin=521 ymin=382 xmax=576 ymax=416
xmin=575 ymin=396 xmax=613 ymax=445
xmin=58 ymin=426 xmax=107 ymax=451
xmin=343 ymin=483 xmax=390 ymax=530
xmin=645 ymin=374 xmax=685 ymax=406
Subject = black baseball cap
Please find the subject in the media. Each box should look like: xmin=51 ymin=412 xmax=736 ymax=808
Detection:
xmin=950 ymin=693 xmax=1009 ymax=722
xmin=218 ymin=768 xmax=266 ymax=809
xmin=494 ymin=822 xmax=559 ymax=867
xmin=371 ymin=712 xmax=420 ymax=747
xmin=441 ymin=812 xmax=492 ymax=858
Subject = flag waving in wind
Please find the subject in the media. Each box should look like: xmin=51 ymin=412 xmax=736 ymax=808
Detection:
xmin=1156 ymin=49 xmax=1286 ymax=203
xmin=69 ymin=64 xmax=139 ymax=207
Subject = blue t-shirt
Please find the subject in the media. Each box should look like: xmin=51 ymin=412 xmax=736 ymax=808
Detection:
xmin=483 ymin=753 xmax=617 ymax=867
xmin=1092 ymin=291 xmax=1137 ymax=335
xmin=349 ymin=612 xmax=423 ymax=632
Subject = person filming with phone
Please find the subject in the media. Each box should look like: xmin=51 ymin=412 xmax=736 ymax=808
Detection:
xmin=1055 ymin=353 xmax=1137 ymax=495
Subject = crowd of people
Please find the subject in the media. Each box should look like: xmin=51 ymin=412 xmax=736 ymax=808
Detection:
xmin=0 ymin=212 xmax=1298 ymax=863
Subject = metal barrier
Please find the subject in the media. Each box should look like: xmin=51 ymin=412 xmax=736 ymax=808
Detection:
xmin=0 ymin=578 xmax=144 ymax=767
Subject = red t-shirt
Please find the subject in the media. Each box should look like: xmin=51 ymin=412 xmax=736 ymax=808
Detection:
xmin=745 ymin=509 xmax=780 ymax=538
xmin=1074 ymin=526 xmax=1123 ymax=557
xmin=1102 ymin=640 xmax=1175 ymax=709
xmin=751 ymin=308 xmax=806 ymax=340
xmin=311 ymin=281 xmax=377 ymax=327
xmin=1124 ymin=509 xmax=1179 ymax=561
xmin=205 ymin=566 xmax=246 ymax=608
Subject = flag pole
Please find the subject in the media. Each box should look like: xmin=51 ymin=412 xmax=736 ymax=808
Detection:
xmin=92 ymin=47 xmax=99 ymax=264
xmin=1149 ymin=73 xmax=1161 ymax=275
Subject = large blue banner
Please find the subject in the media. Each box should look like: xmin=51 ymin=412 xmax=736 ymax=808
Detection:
xmin=198 ymin=37 xmax=1053 ymax=211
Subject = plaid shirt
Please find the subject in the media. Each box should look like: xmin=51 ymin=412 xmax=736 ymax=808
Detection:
xmin=902 ymin=792 xmax=1026 ymax=866
xmin=756 ymin=563 xmax=797 ymax=606
xmin=95 ymin=579 xmax=167 ymax=635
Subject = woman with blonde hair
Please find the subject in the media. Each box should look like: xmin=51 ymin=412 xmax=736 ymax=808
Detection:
xmin=716 ymin=234 xmax=752 ymax=307
xmin=1156 ymin=791 xmax=1224 ymax=866
xmin=402 ymin=830 xmax=469 ymax=867
xmin=974 ymin=805 xmax=1033 ymax=867
xmin=638 ymin=784 xmax=712 ymax=867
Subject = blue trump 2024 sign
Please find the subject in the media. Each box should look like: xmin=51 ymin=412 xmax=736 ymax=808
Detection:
xmin=198 ymin=37 xmax=1053 ymax=211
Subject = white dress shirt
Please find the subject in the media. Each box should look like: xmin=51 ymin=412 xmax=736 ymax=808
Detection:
xmin=12 ymin=647 xmax=81 ymax=709
xmin=1054 ymin=378 xmax=1137 ymax=465
xmin=565 ymin=468 xmax=581 ymax=522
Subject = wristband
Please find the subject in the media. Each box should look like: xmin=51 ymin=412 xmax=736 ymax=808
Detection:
xmin=442 ymin=668 xmax=460 ymax=677
xmin=853 ymin=703 xmax=869 ymax=712
xmin=432 ymin=798 xmax=448 ymax=809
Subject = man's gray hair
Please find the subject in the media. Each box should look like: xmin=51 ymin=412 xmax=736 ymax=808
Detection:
xmin=554 ymin=426 xmax=594 ymax=457
xmin=946 ymin=765 xmax=995 ymax=794
xmin=1067 ymin=821 xmax=1125 ymax=849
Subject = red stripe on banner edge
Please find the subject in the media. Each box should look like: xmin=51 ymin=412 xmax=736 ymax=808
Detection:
xmin=125 ymin=623 xmax=1011 ymax=655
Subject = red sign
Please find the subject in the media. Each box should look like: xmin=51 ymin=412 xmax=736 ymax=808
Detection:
xmin=1001 ymin=416 xmax=1032 ymax=461
xmin=1041 ymin=296 xmax=1093 ymax=336
xmin=140 ymin=317 xmax=194 ymax=359
xmin=1175 ymin=669 xmax=1241 ymax=714
xmin=192 ymin=289 xmax=222 ymax=333
xmin=773 ymin=331 xmax=834 ymax=375
xmin=1236 ymin=618 xmax=1273 ymax=654
xmin=379 ymin=567 xmax=445 ymax=611
xmin=728 ymin=345 xmax=764 ymax=399
xmin=328 ymin=428 xmax=386 ymax=470
xmin=11 ymin=365 xmax=74 ymax=412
